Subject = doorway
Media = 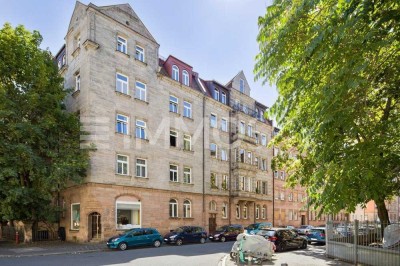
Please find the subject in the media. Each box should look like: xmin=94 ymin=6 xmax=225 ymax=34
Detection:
xmin=89 ymin=212 xmax=101 ymax=240
xmin=209 ymin=214 xmax=217 ymax=234
xmin=301 ymin=215 xmax=306 ymax=225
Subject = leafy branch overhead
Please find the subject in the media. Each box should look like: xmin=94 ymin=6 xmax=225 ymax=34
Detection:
xmin=255 ymin=0 xmax=400 ymax=224
xmin=0 ymin=23 xmax=92 ymax=222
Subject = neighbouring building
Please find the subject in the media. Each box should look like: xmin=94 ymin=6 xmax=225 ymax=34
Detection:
xmin=350 ymin=198 xmax=400 ymax=223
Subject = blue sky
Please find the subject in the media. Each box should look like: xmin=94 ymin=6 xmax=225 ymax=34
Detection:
xmin=0 ymin=0 xmax=277 ymax=107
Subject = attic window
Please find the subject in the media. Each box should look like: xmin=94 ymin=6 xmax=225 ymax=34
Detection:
xmin=126 ymin=21 xmax=130 ymax=25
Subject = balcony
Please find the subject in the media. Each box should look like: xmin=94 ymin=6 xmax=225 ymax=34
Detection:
xmin=232 ymin=132 xmax=257 ymax=145
xmin=232 ymin=162 xmax=258 ymax=173
xmin=231 ymin=103 xmax=267 ymax=123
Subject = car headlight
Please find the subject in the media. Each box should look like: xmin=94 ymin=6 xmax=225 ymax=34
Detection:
xmin=112 ymin=238 xmax=119 ymax=242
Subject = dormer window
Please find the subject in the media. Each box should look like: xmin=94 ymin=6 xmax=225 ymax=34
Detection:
xmin=240 ymin=79 xmax=245 ymax=93
xmin=182 ymin=70 xmax=189 ymax=86
xmin=117 ymin=36 xmax=127 ymax=54
xmin=214 ymin=89 xmax=219 ymax=101
xmin=172 ymin=65 xmax=179 ymax=81
xmin=221 ymin=92 xmax=227 ymax=104
xmin=62 ymin=54 xmax=66 ymax=65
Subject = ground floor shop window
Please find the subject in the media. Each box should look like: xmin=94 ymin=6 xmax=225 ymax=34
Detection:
xmin=71 ymin=203 xmax=80 ymax=230
xmin=116 ymin=201 xmax=141 ymax=229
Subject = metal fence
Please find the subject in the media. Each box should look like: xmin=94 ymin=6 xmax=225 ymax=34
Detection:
xmin=326 ymin=220 xmax=400 ymax=266
xmin=1 ymin=225 xmax=59 ymax=242
xmin=0 ymin=226 xmax=24 ymax=242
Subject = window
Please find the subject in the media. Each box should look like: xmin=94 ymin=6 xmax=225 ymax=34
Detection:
xmin=221 ymin=149 xmax=227 ymax=161
xmin=71 ymin=203 xmax=80 ymax=230
xmin=135 ymin=45 xmax=145 ymax=62
xmin=256 ymin=180 xmax=261 ymax=194
xmin=169 ymin=164 xmax=178 ymax=182
xmin=169 ymin=95 xmax=178 ymax=113
xmin=240 ymin=149 xmax=245 ymax=163
xmin=240 ymin=176 xmax=245 ymax=191
xmin=221 ymin=118 xmax=228 ymax=132
xmin=222 ymin=175 xmax=228 ymax=190
xmin=262 ymin=206 xmax=266 ymax=219
xmin=209 ymin=201 xmax=217 ymax=211
xmin=77 ymin=35 xmax=81 ymax=48
xmin=280 ymin=192 xmax=285 ymax=200
xmin=210 ymin=173 xmax=218 ymax=189
xmin=240 ymin=122 xmax=245 ymax=134
xmin=274 ymin=147 xmax=279 ymax=156
xmin=135 ymin=81 xmax=146 ymax=101
xmin=183 ymin=101 xmax=192 ymax=118
xmin=261 ymin=134 xmax=267 ymax=146
xmin=221 ymin=92 xmax=227 ymax=104
xmin=262 ymin=182 xmax=268 ymax=195
xmin=116 ymin=73 xmax=129 ymax=94
xmin=116 ymin=201 xmax=141 ymax=229
xmin=116 ymin=114 xmax=129 ymax=134
xmin=222 ymin=203 xmax=228 ymax=218
xmin=135 ymin=120 xmax=146 ymax=139
xmin=210 ymin=114 xmax=217 ymax=128
xmin=274 ymin=170 xmax=278 ymax=178
xmin=261 ymin=159 xmax=267 ymax=171
xmin=136 ymin=158 xmax=146 ymax=177
xmin=117 ymin=154 xmax=129 ymax=175
xmin=254 ymin=133 xmax=259 ymax=144
xmin=183 ymin=167 xmax=191 ymax=184
xmin=214 ymin=89 xmax=219 ymax=101
xmin=236 ymin=205 xmax=240 ymax=219
xmin=169 ymin=199 xmax=178 ymax=217
xmin=247 ymin=125 xmax=252 ymax=137
xmin=183 ymin=134 xmax=191 ymax=151
xmin=170 ymin=130 xmax=177 ymax=147
xmin=75 ymin=73 xmax=81 ymax=91
xmin=62 ymin=54 xmax=66 ymax=65
xmin=280 ymin=171 xmax=285 ymax=180
xmin=117 ymin=36 xmax=127 ymax=53
xmin=288 ymin=192 xmax=293 ymax=201
xmin=254 ymin=157 xmax=259 ymax=167
xmin=57 ymin=59 xmax=62 ymax=69
xmin=243 ymin=205 xmax=248 ymax=219
xmin=183 ymin=200 xmax=191 ymax=218
xmin=240 ymin=79 xmax=245 ymax=93
xmin=247 ymin=152 xmax=252 ymax=164
xmin=182 ymin=70 xmax=189 ymax=86
xmin=210 ymin=143 xmax=217 ymax=158
xmin=172 ymin=65 xmax=179 ymax=81
xmin=256 ymin=205 xmax=260 ymax=219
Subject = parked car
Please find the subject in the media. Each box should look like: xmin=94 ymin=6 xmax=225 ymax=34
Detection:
xmin=107 ymin=228 xmax=163 ymax=251
xmin=245 ymin=222 xmax=273 ymax=235
xmin=297 ymin=225 xmax=314 ymax=235
xmin=209 ymin=224 xmax=243 ymax=242
xmin=306 ymin=227 xmax=326 ymax=244
xmin=335 ymin=225 xmax=353 ymax=236
xmin=257 ymin=228 xmax=308 ymax=252
xmin=164 ymin=226 xmax=207 ymax=245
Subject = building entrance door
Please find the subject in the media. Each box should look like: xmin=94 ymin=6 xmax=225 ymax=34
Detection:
xmin=209 ymin=214 xmax=217 ymax=234
xmin=301 ymin=215 xmax=306 ymax=225
xmin=89 ymin=212 xmax=101 ymax=240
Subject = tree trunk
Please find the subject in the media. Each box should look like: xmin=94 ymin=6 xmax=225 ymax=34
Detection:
xmin=375 ymin=198 xmax=390 ymax=236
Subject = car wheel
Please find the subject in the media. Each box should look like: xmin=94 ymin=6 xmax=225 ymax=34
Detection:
xmin=153 ymin=240 xmax=161 ymax=248
xmin=230 ymin=252 xmax=237 ymax=260
xmin=301 ymin=241 xmax=307 ymax=249
xmin=200 ymin=237 xmax=206 ymax=244
xmin=277 ymin=242 xmax=286 ymax=252
xmin=118 ymin=242 xmax=128 ymax=251
xmin=176 ymin=239 xmax=183 ymax=246
xmin=220 ymin=236 xmax=226 ymax=242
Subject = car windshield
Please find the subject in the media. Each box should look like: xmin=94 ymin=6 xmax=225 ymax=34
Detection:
xmin=300 ymin=225 xmax=309 ymax=229
xmin=216 ymin=226 xmax=227 ymax=231
xmin=246 ymin=224 xmax=257 ymax=230
xmin=173 ymin=227 xmax=184 ymax=233
xmin=310 ymin=229 xmax=324 ymax=234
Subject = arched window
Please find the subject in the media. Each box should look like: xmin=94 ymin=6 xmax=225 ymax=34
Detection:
xmin=262 ymin=205 xmax=266 ymax=219
xmin=209 ymin=201 xmax=217 ymax=211
xmin=172 ymin=65 xmax=179 ymax=81
xmin=183 ymin=200 xmax=191 ymax=218
xmin=169 ymin=199 xmax=178 ymax=217
xmin=222 ymin=202 xmax=228 ymax=218
xmin=182 ymin=70 xmax=189 ymax=86
xmin=236 ymin=204 xmax=240 ymax=219
xmin=243 ymin=204 xmax=248 ymax=219
xmin=256 ymin=205 xmax=260 ymax=219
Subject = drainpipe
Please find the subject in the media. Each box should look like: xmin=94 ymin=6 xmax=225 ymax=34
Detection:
xmin=202 ymin=96 xmax=206 ymax=228
xmin=228 ymin=110 xmax=232 ymax=225
xmin=272 ymin=161 xmax=275 ymax=227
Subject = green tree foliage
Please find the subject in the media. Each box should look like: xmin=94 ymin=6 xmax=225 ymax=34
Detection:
xmin=0 ymin=24 xmax=90 ymax=223
xmin=255 ymin=0 xmax=400 ymax=225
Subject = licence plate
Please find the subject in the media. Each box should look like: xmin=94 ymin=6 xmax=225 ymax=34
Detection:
xmin=311 ymin=238 xmax=317 ymax=241
xmin=209 ymin=236 xmax=213 ymax=238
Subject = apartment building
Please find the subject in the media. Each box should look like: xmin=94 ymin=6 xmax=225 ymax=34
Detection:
xmin=53 ymin=2 xmax=280 ymax=242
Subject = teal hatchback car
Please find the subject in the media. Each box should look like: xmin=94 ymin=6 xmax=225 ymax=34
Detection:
xmin=107 ymin=228 xmax=163 ymax=251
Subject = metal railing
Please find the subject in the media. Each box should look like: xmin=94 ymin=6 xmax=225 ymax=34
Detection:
xmin=326 ymin=220 xmax=400 ymax=266
xmin=0 ymin=226 xmax=24 ymax=242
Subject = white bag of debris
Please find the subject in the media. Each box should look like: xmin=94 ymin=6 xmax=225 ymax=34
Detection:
xmin=231 ymin=233 xmax=274 ymax=261
xmin=382 ymin=224 xmax=400 ymax=249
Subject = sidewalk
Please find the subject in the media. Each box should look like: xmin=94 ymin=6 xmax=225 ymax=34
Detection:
xmin=0 ymin=239 xmax=108 ymax=258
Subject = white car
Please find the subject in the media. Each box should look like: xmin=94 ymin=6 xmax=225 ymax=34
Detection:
xmin=297 ymin=225 xmax=314 ymax=235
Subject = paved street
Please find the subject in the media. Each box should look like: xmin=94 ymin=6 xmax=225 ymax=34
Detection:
xmin=0 ymin=240 xmax=351 ymax=266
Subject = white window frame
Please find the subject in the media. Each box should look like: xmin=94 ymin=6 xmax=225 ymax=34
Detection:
xmin=116 ymin=201 xmax=141 ymax=229
xmin=116 ymin=114 xmax=129 ymax=135
xmin=222 ymin=175 xmax=228 ymax=190
xmin=169 ymin=199 xmax=178 ymax=218
xmin=183 ymin=200 xmax=191 ymax=218
xmin=247 ymin=125 xmax=252 ymax=137
xmin=135 ymin=120 xmax=146 ymax=139
xmin=183 ymin=167 xmax=191 ymax=184
xmin=135 ymin=81 xmax=146 ymax=101
xmin=262 ymin=207 xmax=266 ymax=219
xmin=116 ymin=73 xmax=129 ymax=95
xmin=210 ymin=143 xmax=217 ymax=158
xmin=117 ymin=36 xmax=127 ymax=54
xmin=261 ymin=134 xmax=267 ymax=146
xmin=117 ymin=154 xmax=129 ymax=175
xmin=247 ymin=151 xmax=252 ymax=164
xmin=256 ymin=205 xmax=260 ymax=219
xmin=170 ymin=130 xmax=178 ymax=147
xmin=136 ymin=158 xmax=147 ymax=178
xmin=169 ymin=95 xmax=178 ymax=113
xmin=210 ymin=173 xmax=218 ymax=189
xmin=236 ymin=205 xmax=240 ymax=219
xmin=221 ymin=92 xmax=227 ymax=104
xmin=183 ymin=101 xmax=192 ymax=118
xmin=75 ymin=73 xmax=80 ymax=92
xmin=243 ymin=205 xmax=248 ymax=219
xmin=71 ymin=203 xmax=80 ymax=230
xmin=221 ymin=149 xmax=227 ymax=161
xmin=183 ymin=134 xmax=191 ymax=151
xmin=214 ymin=89 xmax=219 ymax=101
xmin=210 ymin=201 xmax=217 ymax=211
xmin=172 ymin=65 xmax=179 ymax=81
xmin=221 ymin=118 xmax=228 ymax=132
xmin=222 ymin=203 xmax=228 ymax=218
xmin=169 ymin=164 xmax=178 ymax=182
xmin=182 ymin=70 xmax=189 ymax=86
xmin=135 ymin=45 xmax=145 ymax=62
xmin=210 ymin=114 xmax=217 ymax=128
xmin=240 ymin=121 xmax=245 ymax=134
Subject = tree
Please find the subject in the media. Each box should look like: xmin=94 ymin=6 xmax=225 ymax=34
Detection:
xmin=0 ymin=24 xmax=90 ymax=232
xmin=255 ymin=0 xmax=400 ymax=226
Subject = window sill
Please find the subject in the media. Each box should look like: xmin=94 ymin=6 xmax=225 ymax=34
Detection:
xmin=182 ymin=149 xmax=194 ymax=154
xmin=135 ymin=176 xmax=148 ymax=179
xmin=115 ymin=91 xmax=131 ymax=98
xmin=170 ymin=146 xmax=181 ymax=150
xmin=183 ymin=116 xmax=193 ymax=121
xmin=69 ymin=229 xmax=79 ymax=232
xmin=135 ymin=137 xmax=149 ymax=142
xmin=115 ymin=50 xmax=130 ymax=58
xmin=169 ymin=111 xmax=181 ymax=116
xmin=116 ymin=132 xmax=131 ymax=137
xmin=182 ymin=217 xmax=194 ymax=220
xmin=134 ymin=97 xmax=149 ymax=104
xmin=115 ymin=174 xmax=132 ymax=177
xmin=169 ymin=180 xmax=180 ymax=184
xmin=134 ymin=58 xmax=147 ymax=66
xmin=210 ymin=187 xmax=219 ymax=191
xmin=169 ymin=217 xmax=180 ymax=220
xmin=182 ymin=182 xmax=194 ymax=186
xmin=72 ymin=89 xmax=80 ymax=98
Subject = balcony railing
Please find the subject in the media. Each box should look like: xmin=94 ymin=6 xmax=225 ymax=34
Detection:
xmin=231 ymin=103 xmax=266 ymax=123
xmin=232 ymin=162 xmax=258 ymax=172
xmin=231 ymin=132 xmax=257 ymax=145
